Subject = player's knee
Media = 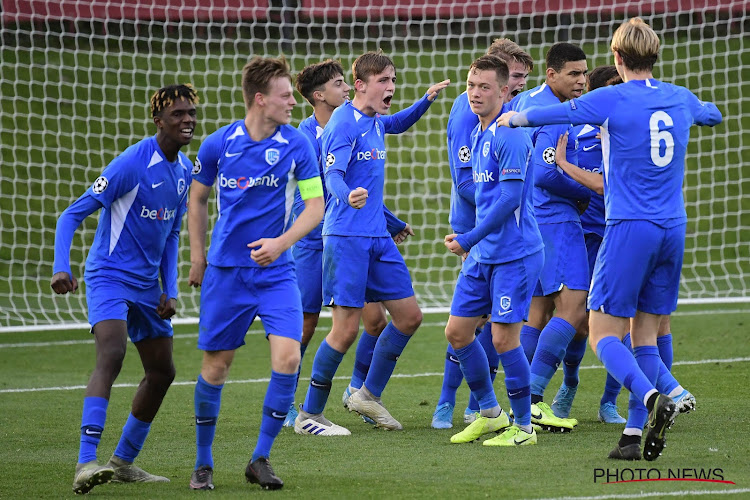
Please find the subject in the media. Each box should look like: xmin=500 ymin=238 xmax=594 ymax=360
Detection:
xmin=96 ymin=344 xmax=127 ymax=374
xmin=276 ymin=351 xmax=301 ymax=374
xmin=445 ymin=324 xmax=469 ymax=349
xmin=146 ymin=364 xmax=176 ymax=391
xmin=363 ymin=314 xmax=388 ymax=336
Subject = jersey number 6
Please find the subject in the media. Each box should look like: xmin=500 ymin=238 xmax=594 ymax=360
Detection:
xmin=649 ymin=111 xmax=675 ymax=167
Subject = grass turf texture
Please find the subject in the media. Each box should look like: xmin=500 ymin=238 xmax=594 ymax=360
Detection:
xmin=1 ymin=307 xmax=748 ymax=498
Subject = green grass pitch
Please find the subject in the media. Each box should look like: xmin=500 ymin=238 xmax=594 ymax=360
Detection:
xmin=1 ymin=307 xmax=748 ymax=498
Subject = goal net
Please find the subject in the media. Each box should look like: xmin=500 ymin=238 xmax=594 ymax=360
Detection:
xmin=1 ymin=0 xmax=746 ymax=330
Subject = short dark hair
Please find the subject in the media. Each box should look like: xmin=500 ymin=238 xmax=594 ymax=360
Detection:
xmin=469 ymin=54 xmax=510 ymax=88
xmin=352 ymin=50 xmax=395 ymax=84
xmin=295 ymin=60 xmax=345 ymax=106
xmin=546 ymin=42 xmax=587 ymax=72
xmin=587 ymin=65 xmax=622 ymax=92
xmin=150 ymin=84 xmax=199 ymax=117
xmin=241 ymin=56 xmax=291 ymax=109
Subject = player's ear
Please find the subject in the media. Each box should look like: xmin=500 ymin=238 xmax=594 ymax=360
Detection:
xmin=546 ymin=66 xmax=557 ymax=82
xmin=354 ymin=78 xmax=366 ymax=93
xmin=153 ymin=114 xmax=162 ymax=129
xmin=254 ymin=91 xmax=265 ymax=108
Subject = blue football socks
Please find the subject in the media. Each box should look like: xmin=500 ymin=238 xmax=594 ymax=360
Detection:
xmin=303 ymin=340 xmax=344 ymax=414
xmin=530 ymin=317 xmax=576 ymax=399
xmin=467 ymin=324 xmax=499 ymax=412
xmin=113 ymin=413 xmax=151 ymax=462
xmin=79 ymin=396 xmax=108 ymax=464
xmin=364 ymin=323 xmax=411 ymax=397
xmin=350 ymin=330 xmax=377 ymax=390
xmin=194 ymin=375 xmax=223 ymax=469
xmin=438 ymin=344 xmax=463 ymax=406
xmin=563 ymin=337 xmax=587 ymax=388
xmin=455 ymin=339 xmax=497 ymax=411
xmin=252 ymin=371 xmax=296 ymax=462
xmin=520 ymin=325 xmax=541 ymax=363
xmin=500 ymin=346 xmax=531 ymax=427
xmin=596 ymin=336 xmax=655 ymax=403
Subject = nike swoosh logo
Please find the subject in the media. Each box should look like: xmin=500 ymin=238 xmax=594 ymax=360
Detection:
xmin=310 ymin=381 xmax=326 ymax=388
xmin=514 ymin=436 xmax=532 ymax=445
xmin=271 ymin=412 xmax=286 ymax=419
xmin=361 ymin=131 xmax=369 ymax=137
xmin=509 ymin=391 xmax=522 ymax=397
xmin=449 ymin=356 xmax=459 ymax=363
xmin=84 ymin=429 xmax=101 ymax=436
xmin=496 ymin=310 xmax=513 ymax=316
xmin=225 ymin=151 xmax=242 ymax=157
xmin=583 ymin=145 xmax=598 ymax=151
xmin=151 ymin=181 xmax=164 ymax=188
xmin=196 ymin=418 xmax=213 ymax=424
xmin=531 ymin=411 xmax=542 ymax=420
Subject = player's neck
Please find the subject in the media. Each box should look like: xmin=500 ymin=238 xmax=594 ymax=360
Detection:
xmin=244 ymin=113 xmax=278 ymax=142
xmin=351 ymin=96 xmax=377 ymax=117
xmin=155 ymin=134 xmax=180 ymax=162
xmin=620 ymin=68 xmax=654 ymax=83
xmin=479 ymin=103 xmax=503 ymax=131
xmin=313 ymin=104 xmax=335 ymax=127
xmin=546 ymin=82 xmax=568 ymax=103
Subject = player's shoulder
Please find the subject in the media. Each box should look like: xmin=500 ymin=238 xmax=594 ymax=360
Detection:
xmin=329 ymin=101 xmax=357 ymax=125
xmin=202 ymin=120 xmax=245 ymax=148
xmin=297 ymin=115 xmax=323 ymax=141
xmin=449 ymin=92 xmax=470 ymax=115
xmin=108 ymin=136 xmax=159 ymax=172
xmin=492 ymin=121 xmax=531 ymax=147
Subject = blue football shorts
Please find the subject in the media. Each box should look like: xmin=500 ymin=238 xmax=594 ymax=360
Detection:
xmin=588 ymin=220 xmax=685 ymax=317
xmin=85 ymin=275 xmax=172 ymax=343
xmin=322 ymin=235 xmax=414 ymax=308
xmin=584 ymin=232 xmax=604 ymax=287
xmin=198 ymin=263 xmax=303 ymax=351
xmin=451 ymin=250 xmax=543 ymax=324
xmin=534 ymin=221 xmax=589 ymax=296
xmin=292 ymin=243 xmax=323 ymax=314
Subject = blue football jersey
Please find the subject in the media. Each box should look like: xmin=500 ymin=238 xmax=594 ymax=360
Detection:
xmin=194 ymin=120 xmax=319 ymax=267
xmin=321 ymin=98 xmax=431 ymax=237
xmin=294 ymin=114 xmax=327 ymax=249
xmin=556 ymin=80 xmax=722 ymax=223
xmin=468 ymin=121 xmax=542 ymax=264
xmin=514 ymin=83 xmax=589 ymax=223
xmin=446 ymin=92 xmax=479 ymax=234
xmin=574 ymin=123 xmax=605 ymax=237
xmin=72 ymin=136 xmax=190 ymax=294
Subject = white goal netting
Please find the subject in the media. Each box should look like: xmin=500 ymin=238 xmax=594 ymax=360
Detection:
xmin=1 ymin=0 xmax=747 ymax=330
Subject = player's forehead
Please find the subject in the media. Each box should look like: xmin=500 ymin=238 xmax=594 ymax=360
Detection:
xmin=161 ymin=97 xmax=196 ymax=114
xmin=507 ymin=60 xmax=529 ymax=75
xmin=267 ymin=75 xmax=293 ymax=94
xmin=325 ymin=73 xmax=346 ymax=86
xmin=560 ymin=60 xmax=588 ymax=75
xmin=467 ymin=67 xmax=497 ymax=85
xmin=368 ymin=65 xmax=396 ymax=81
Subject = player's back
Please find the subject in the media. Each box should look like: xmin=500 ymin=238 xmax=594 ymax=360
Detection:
xmin=596 ymin=80 xmax=721 ymax=223
xmin=575 ymin=123 xmax=605 ymax=236
xmin=446 ymin=92 xmax=479 ymax=234
xmin=85 ymin=136 xmax=191 ymax=284
xmin=194 ymin=120 xmax=317 ymax=267
xmin=294 ymin=115 xmax=326 ymax=249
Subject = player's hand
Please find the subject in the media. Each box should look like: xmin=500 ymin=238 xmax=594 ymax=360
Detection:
xmin=156 ymin=293 xmax=177 ymax=320
xmin=248 ymin=237 xmax=285 ymax=267
xmin=426 ymin=80 xmax=451 ymax=101
xmin=393 ymin=223 xmax=415 ymax=244
xmin=348 ymin=187 xmax=368 ymax=209
xmin=189 ymin=256 xmax=207 ymax=288
xmin=444 ymin=233 xmax=467 ymax=257
xmin=577 ymin=199 xmax=589 ymax=215
xmin=556 ymin=132 xmax=569 ymax=165
xmin=51 ymin=271 xmax=78 ymax=294
xmin=496 ymin=111 xmax=518 ymax=128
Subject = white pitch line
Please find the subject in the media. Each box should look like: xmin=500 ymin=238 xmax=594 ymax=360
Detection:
xmin=1 ymin=357 xmax=749 ymax=394
xmin=532 ymin=487 xmax=750 ymax=500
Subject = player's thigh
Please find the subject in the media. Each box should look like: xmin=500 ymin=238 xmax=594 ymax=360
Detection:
xmin=588 ymin=220 xmax=663 ymax=318
xmin=198 ymin=265 xmax=259 ymax=351
xmin=292 ymin=244 xmax=323 ymax=314
xmin=322 ymin=235 xmax=370 ymax=308
xmin=488 ymin=250 xmax=543 ymax=325
xmin=537 ymin=222 xmax=589 ymax=296
xmin=361 ymin=302 xmax=388 ymax=335
xmin=365 ymin=237 xmax=415 ymax=303
xmin=256 ymin=263 xmax=304 ymax=342
xmin=445 ymin=314 xmax=483 ymax=348
xmin=638 ymin=224 xmax=685 ymax=315
xmin=382 ymin=295 xmax=422 ymax=334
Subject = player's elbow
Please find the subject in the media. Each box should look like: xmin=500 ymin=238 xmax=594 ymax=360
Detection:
xmin=304 ymin=196 xmax=324 ymax=225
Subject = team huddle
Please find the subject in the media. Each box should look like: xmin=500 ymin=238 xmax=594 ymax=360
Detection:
xmin=51 ymin=17 xmax=721 ymax=494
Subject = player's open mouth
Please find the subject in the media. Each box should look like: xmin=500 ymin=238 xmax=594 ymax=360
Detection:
xmin=511 ymin=89 xmax=522 ymax=97
xmin=383 ymin=95 xmax=393 ymax=106
xmin=181 ymin=128 xmax=194 ymax=138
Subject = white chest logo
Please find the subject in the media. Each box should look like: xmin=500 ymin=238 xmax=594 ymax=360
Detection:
xmin=458 ymin=145 xmax=471 ymax=163
xmin=482 ymin=142 xmax=491 ymax=158
xmin=376 ymin=122 xmax=381 ymax=137
xmin=265 ymin=148 xmax=280 ymax=166
xmin=177 ymin=178 xmax=186 ymax=195
xmin=542 ymin=147 xmax=556 ymax=164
